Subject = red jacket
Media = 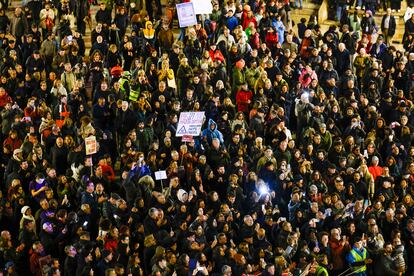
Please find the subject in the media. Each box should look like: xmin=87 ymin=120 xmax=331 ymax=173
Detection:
xmin=0 ymin=92 xmax=12 ymax=108
xmin=104 ymin=237 xmax=118 ymax=253
xmin=30 ymin=251 xmax=45 ymax=276
xmin=368 ymin=165 xmax=383 ymax=182
xmin=236 ymin=89 xmax=253 ymax=112
xmin=249 ymin=32 xmax=260 ymax=49
xmin=100 ymin=164 xmax=116 ymax=182
xmin=209 ymin=49 xmax=225 ymax=63
xmin=265 ymin=31 xmax=278 ymax=48
xmin=24 ymin=106 xmax=40 ymax=121
xmin=300 ymin=37 xmax=315 ymax=59
xmin=3 ymin=137 xmax=23 ymax=150
xmin=329 ymin=239 xmax=350 ymax=270
xmin=242 ymin=12 xmax=257 ymax=30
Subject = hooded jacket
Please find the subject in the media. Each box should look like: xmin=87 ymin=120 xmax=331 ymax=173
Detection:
xmin=177 ymin=189 xmax=188 ymax=203
xmin=201 ymin=119 xmax=224 ymax=145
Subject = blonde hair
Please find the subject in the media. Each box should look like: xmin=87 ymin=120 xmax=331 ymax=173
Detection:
xmin=109 ymin=44 xmax=117 ymax=52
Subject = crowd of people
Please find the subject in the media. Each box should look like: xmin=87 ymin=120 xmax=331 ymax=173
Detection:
xmin=1 ymin=0 xmax=414 ymax=275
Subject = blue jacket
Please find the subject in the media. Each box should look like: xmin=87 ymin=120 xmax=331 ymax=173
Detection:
xmin=346 ymin=246 xmax=368 ymax=276
xmin=227 ymin=16 xmax=239 ymax=31
xmin=370 ymin=43 xmax=387 ymax=59
xmin=201 ymin=119 xmax=224 ymax=145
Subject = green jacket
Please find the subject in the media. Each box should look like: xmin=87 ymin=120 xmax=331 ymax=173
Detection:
xmin=320 ymin=131 xmax=332 ymax=151
xmin=177 ymin=65 xmax=193 ymax=96
xmin=245 ymin=67 xmax=260 ymax=89
xmin=232 ymin=67 xmax=245 ymax=94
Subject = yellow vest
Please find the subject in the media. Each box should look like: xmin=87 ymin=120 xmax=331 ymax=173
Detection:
xmin=129 ymin=88 xmax=140 ymax=102
xmin=316 ymin=265 xmax=328 ymax=276
xmin=350 ymin=248 xmax=367 ymax=273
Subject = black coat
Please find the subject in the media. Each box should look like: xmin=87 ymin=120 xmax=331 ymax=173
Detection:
xmin=64 ymin=255 xmax=77 ymax=276
xmin=381 ymin=15 xmax=396 ymax=36
xmin=115 ymin=108 xmax=137 ymax=137
xmin=373 ymin=254 xmax=400 ymax=276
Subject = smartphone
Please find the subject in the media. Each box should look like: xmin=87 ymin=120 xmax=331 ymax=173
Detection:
xmin=83 ymin=221 xmax=88 ymax=227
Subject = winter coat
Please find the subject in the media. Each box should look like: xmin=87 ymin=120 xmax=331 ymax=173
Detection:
xmin=201 ymin=119 xmax=224 ymax=145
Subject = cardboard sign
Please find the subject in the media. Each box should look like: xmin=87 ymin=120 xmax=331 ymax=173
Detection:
xmin=85 ymin=136 xmax=97 ymax=155
xmin=182 ymin=135 xmax=194 ymax=142
xmin=176 ymin=2 xmax=197 ymax=28
xmin=155 ymin=170 xmax=168 ymax=180
xmin=191 ymin=0 xmax=213 ymax=14
xmin=176 ymin=112 xmax=205 ymax=137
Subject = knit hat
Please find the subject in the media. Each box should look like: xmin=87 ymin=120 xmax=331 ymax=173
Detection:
xmin=21 ymin=206 xmax=30 ymax=215
xmin=13 ymin=148 xmax=22 ymax=155
xmin=177 ymin=189 xmax=188 ymax=203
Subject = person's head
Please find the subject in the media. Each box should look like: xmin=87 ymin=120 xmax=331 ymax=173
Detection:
xmin=32 ymin=241 xmax=44 ymax=253
xmin=43 ymin=222 xmax=54 ymax=233
xmin=264 ymin=147 xmax=273 ymax=158
xmin=352 ymin=236 xmax=363 ymax=249
xmin=372 ymin=156 xmax=380 ymax=166
xmin=212 ymin=138 xmax=220 ymax=149
xmin=121 ymin=101 xmax=129 ymax=112
xmin=222 ymin=265 xmax=232 ymax=275
xmin=386 ymin=208 xmax=394 ymax=220
xmin=86 ymin=182 xmax=94 ymax=193
xmin=1 ymin=230 xmax=11 ymax=241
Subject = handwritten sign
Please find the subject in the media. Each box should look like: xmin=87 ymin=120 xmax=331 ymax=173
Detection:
xmin=176 ymin=2 xmax=197 ymax=28
xmin=85 ymin=136 xmax=97 ymax=155
xmin=176 ymin=112 xmax=205 ymax=137
xmin=155 ymin=170 xmax=168 ymax=180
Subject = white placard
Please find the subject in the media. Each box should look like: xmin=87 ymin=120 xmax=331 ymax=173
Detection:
xmin=191 ymin=0 xmax=213 ymax=14
xmin=155 ymin=170 xmax=168 ymax=180
xmin=176 ymin=111 xmax=205 ymax=137
xmin=176 ymin=2 xmax=197 ymax=28
xmin=85 ymin=136 xmax=97 ymax=155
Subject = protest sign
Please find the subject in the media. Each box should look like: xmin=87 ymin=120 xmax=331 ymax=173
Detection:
xmin=176 ymin=112 xmax=205 ymax=136
xmin=176 ymin=2 xmax=197 ymax=27
xmin=85 ymin=136 xmax=97 ymax=155
xmin=191 ymin=0 xmax=213 ymax=14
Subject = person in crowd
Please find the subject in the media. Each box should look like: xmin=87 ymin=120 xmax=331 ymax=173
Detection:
xmin=0 ymin=1 xmax=413 ymax=275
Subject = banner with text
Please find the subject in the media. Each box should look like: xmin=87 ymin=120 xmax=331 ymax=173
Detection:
xmin=176 ymin=112 xmax=205 ymax=137
xmin=176 ymin=2 xmax=197 ymax=28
